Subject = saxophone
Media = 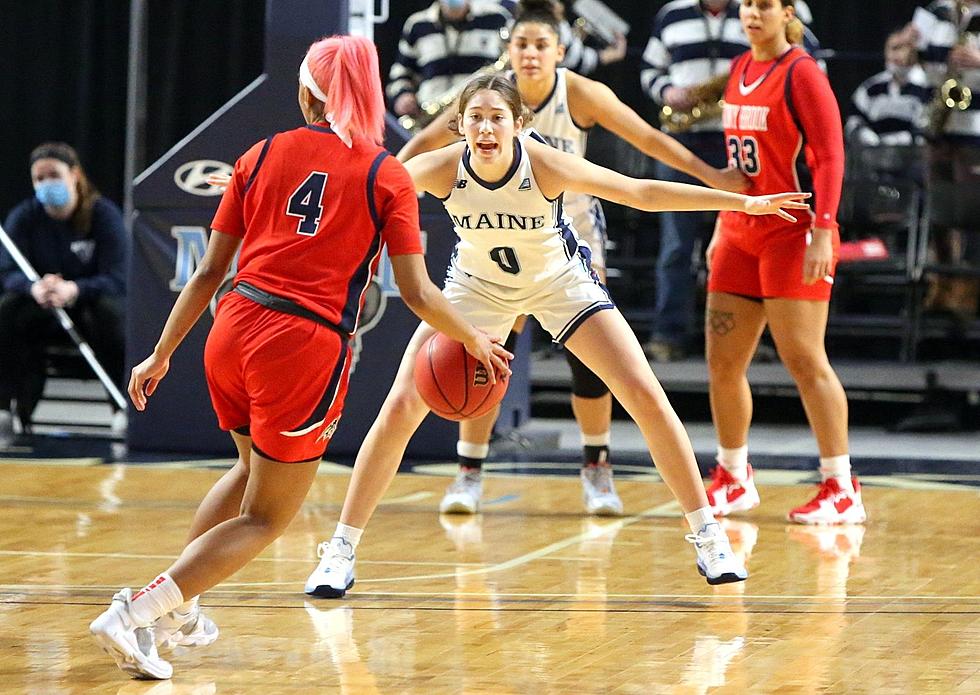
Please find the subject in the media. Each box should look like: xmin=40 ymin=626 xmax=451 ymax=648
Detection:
xmin=397 ymin=28 xmax=510 ymax=133
xmin=925 ymin=0 xmax=974 ymax=139
xmin=658 ymin=73 xmax=730 ymax=133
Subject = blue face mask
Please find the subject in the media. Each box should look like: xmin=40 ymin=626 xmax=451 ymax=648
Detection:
xmin=35 ymin=179 xmax=71 ymax=208
xmin=442 ymin=0 xmax=466 ymax=11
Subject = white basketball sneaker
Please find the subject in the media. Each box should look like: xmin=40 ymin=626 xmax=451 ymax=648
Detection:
xmin=787 ymin=477 xmax=867 ymax=525
xmin=439 ymin=469 xmax=482 ymax=514
xmin=89 ymin=588 xmax=173 ymax=680
xmin=305 ymin=538 xmax=356 ymax=598
xmin=580 ymin=463 xmax=624 ymax=516
xmin=153 ymin=602 xmax=219 ymax=650
xmin=706 ymin=464 xmax=760 ymax=516
xmin=686 ymin=523 xmax=749 ymax=585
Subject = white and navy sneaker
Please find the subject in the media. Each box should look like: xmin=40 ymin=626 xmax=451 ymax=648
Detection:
xmin=439 ymin=469 xmax=482 ymax=514
xmin=305 ymin=538 xmax=356 ymax=598
xmin=580 ymin=463 xmax=624 ymax=516
xmin=89 ymin=588 xmax=173 ymax=680
xmin=706 ymin=464 xmax=760 ymax=517
xmin=153 ymin=601 xmax=219 ymax=650
xmin=788 ymin=477 xmax=867 ymax=525
xmin=686 ymin=523 xmax=749 ymax=585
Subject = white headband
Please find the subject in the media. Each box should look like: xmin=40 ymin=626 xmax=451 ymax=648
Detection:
xmin=299 ymin=55 xmax=328 ymax=103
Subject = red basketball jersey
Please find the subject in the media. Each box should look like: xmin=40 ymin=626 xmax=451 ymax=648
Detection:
xmin=718 ymin=47 xmax=816 ymax=239
xmin=211 ymin=124 xmax=423 ymax=334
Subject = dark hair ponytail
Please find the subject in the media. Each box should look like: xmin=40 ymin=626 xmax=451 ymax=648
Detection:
xmin=513 ymin=0 xmax=563 ymax=37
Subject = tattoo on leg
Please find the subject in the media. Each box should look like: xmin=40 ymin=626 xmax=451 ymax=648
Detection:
xmin=707 ymin=309 xmax=736 ymax=336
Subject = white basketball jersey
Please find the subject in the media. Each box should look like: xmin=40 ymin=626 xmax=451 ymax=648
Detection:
xmin=443 ymin=132 xmax=586 ymax=288
xmin=517 ymin=68 xmax=589 ymax=157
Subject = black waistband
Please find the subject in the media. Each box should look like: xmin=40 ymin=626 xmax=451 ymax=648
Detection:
xmin=232 ymin=281 xmax=347 ymax=340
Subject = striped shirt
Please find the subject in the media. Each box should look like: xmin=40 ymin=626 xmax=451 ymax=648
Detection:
xmin=640 ymin=0 xmax=822 ymax=133
xmin=846 ymin=66 xmax=933 ymax=146
xmin=911 ymin=0 xmax=980 ymax=142
xmin=387 ymin=0 xmax=510 ymax=108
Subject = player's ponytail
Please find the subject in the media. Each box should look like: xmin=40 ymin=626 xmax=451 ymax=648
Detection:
xmin=779 ymin=0 xmax=805 ymax=46
xmin=513 ymin=0 xmax=563 ymax=37
xmin=302 ymin=35 xmax=386 ymax=146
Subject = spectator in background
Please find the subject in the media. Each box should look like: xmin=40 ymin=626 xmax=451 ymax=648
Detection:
xmin=387 ymin=0 xmax=511 ymax=119
xmin=901 ymin=0 xmax=980 ymax=320
xmin=846 ymin=30 xmax=932 ymax=147
xmin=639 ymin=0 xmax=821 ymax=362
xmin=499 ymin=0 xmax=628 ymax=75
xmin=0 ymin=143 xmax=127 ymax=444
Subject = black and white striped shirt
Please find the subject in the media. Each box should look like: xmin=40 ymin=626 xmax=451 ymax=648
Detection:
xmin=911 ymin=0 xmax=980 ymax=142
xmin=846 ymin=66 xmax=933 ymax=146
xmin=387 ymin=1 xmax=510 ymax=108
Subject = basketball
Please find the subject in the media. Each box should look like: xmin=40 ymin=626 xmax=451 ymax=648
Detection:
xmin=413 ymin=332 xmax=508 ymax=421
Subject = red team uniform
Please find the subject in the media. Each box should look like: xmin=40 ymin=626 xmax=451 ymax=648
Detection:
xmin=709 ymin=46 xmax=845 ymax=301
xmin=208 ymin=124 xmax=422 ymax=462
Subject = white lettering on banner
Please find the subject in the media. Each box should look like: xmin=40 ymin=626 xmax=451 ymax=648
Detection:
xmin=169 ymin=226 xmax=237 ymax=317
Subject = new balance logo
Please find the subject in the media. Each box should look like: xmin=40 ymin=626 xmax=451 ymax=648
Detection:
xmin=454 ymin=179 xmax=467 ymax=189
xmin=518 ymin=177 xmax=531 ymax=191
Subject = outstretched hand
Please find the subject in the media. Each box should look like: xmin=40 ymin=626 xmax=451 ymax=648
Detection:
xmin=743 ymin=192 xmax=812 ymax=223
xmin=128 ymin=353 xmax=171 ymax=411
xmin=463 ymin=332 xmax=513 ymax=385
xmin=207 ymin=173 xmax=232 ymax=190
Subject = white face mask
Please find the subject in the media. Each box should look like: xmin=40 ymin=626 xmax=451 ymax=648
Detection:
xmin=886 ymin=62 xmax=911 ymax=80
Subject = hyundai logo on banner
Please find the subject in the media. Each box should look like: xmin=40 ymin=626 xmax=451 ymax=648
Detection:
xmin=174 ymin=160 xmax=233 ymax=196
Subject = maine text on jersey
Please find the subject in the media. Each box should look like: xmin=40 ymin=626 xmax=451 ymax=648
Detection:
xmin=723 ymin=104 xmax=771 ymax=132
xmin=450 ymin=212 xmax=547 ymax=230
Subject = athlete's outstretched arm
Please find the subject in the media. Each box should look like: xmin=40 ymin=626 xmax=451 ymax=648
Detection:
xmin=129 ymin=230 xmax=241 ymax=410
xmin=525 ymin=139 xmax=809 ymax=219
xmin=397 ymin=108 xmax=462 ymax=163
xmin=390 ymin=253 xmax=512 ymax=381
xmin=569 ymin=75 xmax=748 ymax=193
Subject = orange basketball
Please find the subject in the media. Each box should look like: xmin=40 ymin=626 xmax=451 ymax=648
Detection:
xmin=413 ymin=332 xmax=508 ymax=421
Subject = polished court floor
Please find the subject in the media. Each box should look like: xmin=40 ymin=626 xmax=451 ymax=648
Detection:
xmin=1 ymin=456 xmax=978 ymax=694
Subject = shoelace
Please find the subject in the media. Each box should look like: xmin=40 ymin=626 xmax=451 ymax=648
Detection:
xmin=316 ymin=539 xmax=354 ymax=571
xmin=450 ymin=472 xmax=481 ymax=492
xmin=685 ymin=531 xmax=730 ymax=565
xmin=585 ymin=467 xmax=613 ymax=494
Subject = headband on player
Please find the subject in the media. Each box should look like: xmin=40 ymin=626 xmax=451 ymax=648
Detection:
xmin=300 ymin=55 xmax=353 ymax=148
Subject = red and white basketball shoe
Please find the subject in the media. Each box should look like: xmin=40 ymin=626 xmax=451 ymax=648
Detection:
xmin=787 ymin=477 xmax=867 ymax=525
xmin=706 ymin=464 xmax=760 ymax=517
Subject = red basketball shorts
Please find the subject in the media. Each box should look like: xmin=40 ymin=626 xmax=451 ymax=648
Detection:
xmin=204 ymin=292 xmax=351 ymax=463
xmin=707 ymin=225 xmax=840 ymax=302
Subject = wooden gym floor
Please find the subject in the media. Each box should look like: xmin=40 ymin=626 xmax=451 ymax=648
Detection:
xmin=0 ymin=460 xmax=977 ymax=694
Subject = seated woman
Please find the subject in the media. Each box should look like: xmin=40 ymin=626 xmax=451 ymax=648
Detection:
xmin=0 ymin=142 xmax=127 ymax=442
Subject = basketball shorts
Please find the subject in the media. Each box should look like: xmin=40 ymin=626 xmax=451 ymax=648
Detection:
xmin=204 ymin=292 xmax=352 ymax=463
xmin=707 ymin=227 xmax=840 ymax=302
xmin=443 ymin=254 xmax=615 ymax=344
xmin=563 ymin=193 xmax=607 ymax=270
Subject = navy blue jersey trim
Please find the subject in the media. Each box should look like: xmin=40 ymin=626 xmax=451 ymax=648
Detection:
xmin=243 ymin=135 xmax=275 ymax=195
xmin=251 ymin=441 xmax=324 ymax=464
xmin=784 ymin=55 xmax=812 ymax=139
xmin=556 ymin=302 xmax=615 ymax=344
xmin=366 ymin=151 xmax=389 ymax=231
xmin=533 ymin=75 xmax=560 ymax=114
xmin=286 ymin=342 xmax=349 ymax=437
xmin=306 ymin=124 xmax=335 ymax=134
xmin=462 ymin=138 xmax=522 ymax=190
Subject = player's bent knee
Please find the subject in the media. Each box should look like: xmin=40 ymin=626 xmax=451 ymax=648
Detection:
xmin=565 ymin=350 xmax=609 ymax=399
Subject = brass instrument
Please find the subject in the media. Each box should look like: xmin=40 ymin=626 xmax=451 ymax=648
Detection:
xmin=571 ymin=0 xmax=630 ymax=46
xmin=397 ymin=28 xmax=510 ymax=133
xmin=658 ymin=73 xmax=730 ymax=133
xmin=925 ymin=0 xmax=975 ymax=139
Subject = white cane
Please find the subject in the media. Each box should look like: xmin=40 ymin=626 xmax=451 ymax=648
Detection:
xmin=0 ymin=221 xmax=127 ymax=411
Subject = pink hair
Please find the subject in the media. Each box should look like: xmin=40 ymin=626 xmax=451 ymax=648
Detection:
xmin=304 ymin=35 xmax=386 ymax=146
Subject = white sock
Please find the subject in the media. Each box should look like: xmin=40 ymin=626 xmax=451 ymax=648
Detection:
xmin=333 ymin=523 xmax=363 ymax=550
xmin=581 ymin=431 xmax=610 ymax=447
xmin=129 ymin=573 xmax=185 ymax=626
xmin=819 ymin=454 xmax=853 ymax=493
xmin=456 ymin=441 xmax=489 ymax=460
xmin=176 ymin=595 xmax=199 ymax=615
xmin=717 ymin=445 xmax=749 ymax=481
xmin=685 ymin=507 xmax=718 ymax=535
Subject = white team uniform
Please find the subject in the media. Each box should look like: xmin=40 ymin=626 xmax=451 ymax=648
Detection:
xmin=441 ymin=132 xmax=614 ymax=343
xmin=509 ymin=67 xmax=607 ymax=269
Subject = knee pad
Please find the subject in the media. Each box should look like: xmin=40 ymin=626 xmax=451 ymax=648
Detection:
xmin=565 ymin=349 xmax=609 ymax=399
